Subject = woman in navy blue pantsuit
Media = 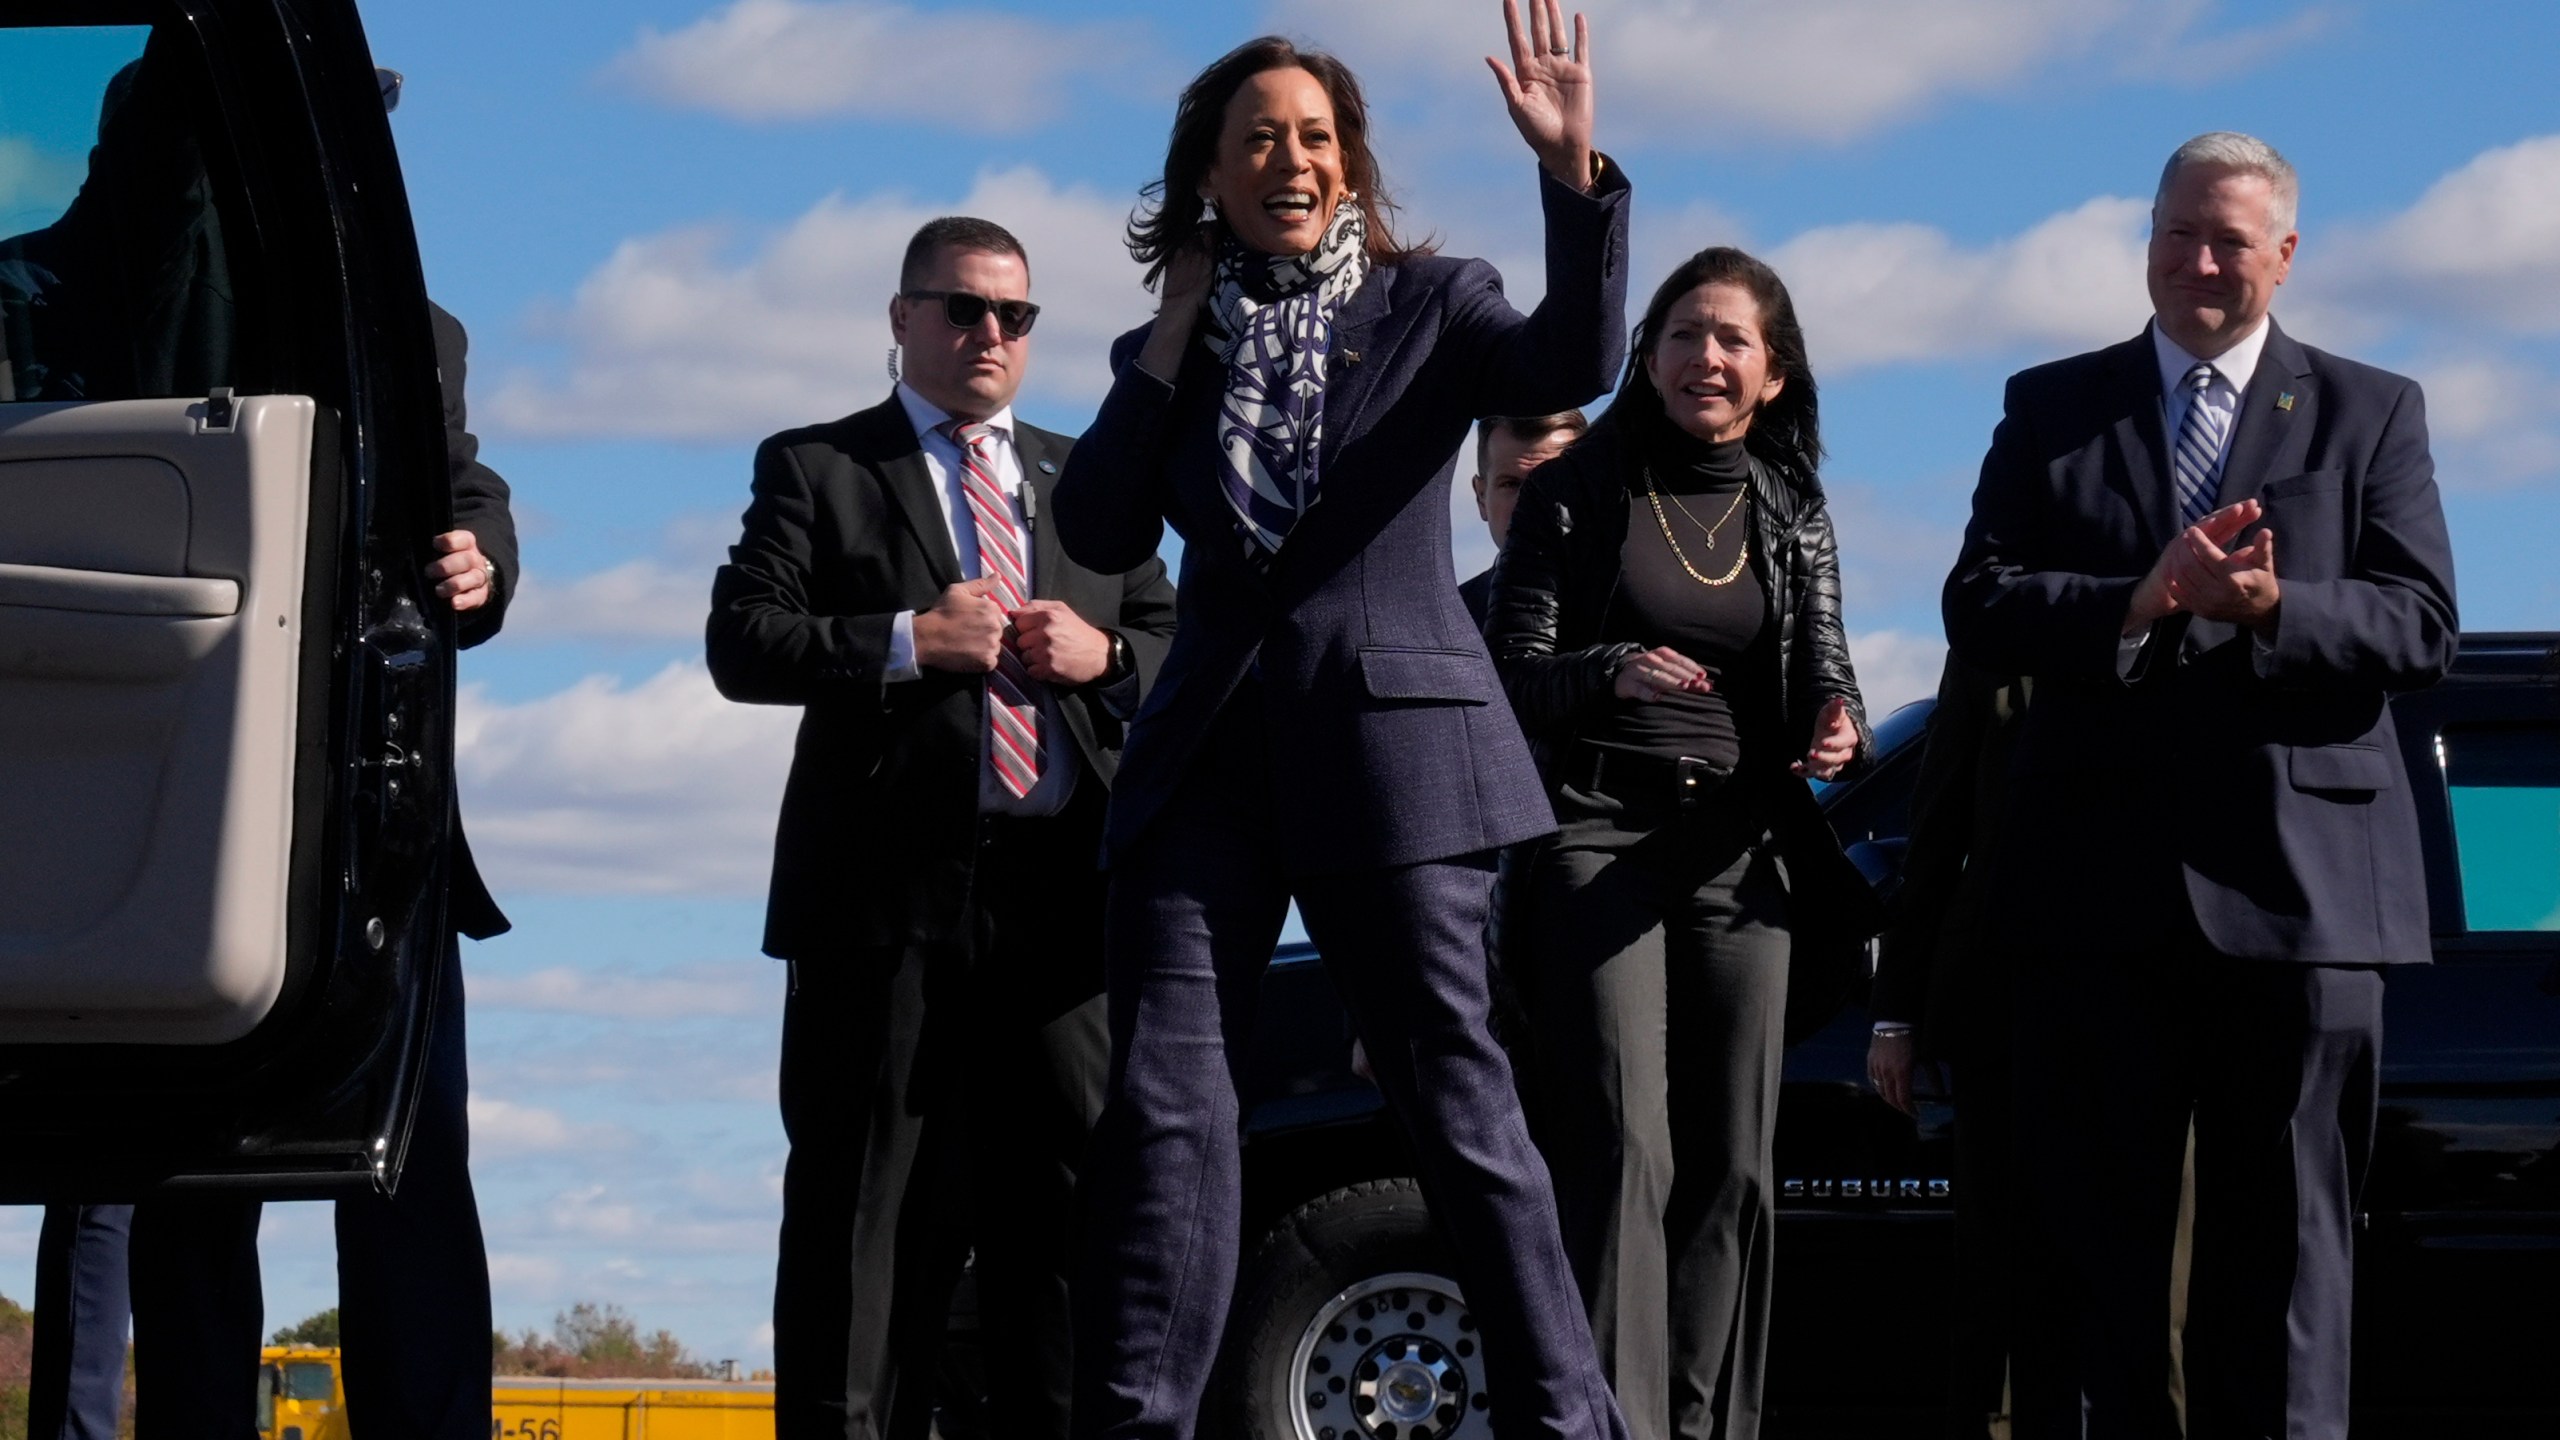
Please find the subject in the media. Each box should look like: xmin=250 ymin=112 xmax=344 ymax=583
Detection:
xmin=1052 ymin=4 xmax=1633 ymax=1438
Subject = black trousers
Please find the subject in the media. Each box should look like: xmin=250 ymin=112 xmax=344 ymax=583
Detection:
xmin=2012 ymin=949 xmax=2382 ymax=1440
xmin=128 ymin=937 xmax=493 ymax=1440
xmin=773 ymin=791 xmax=1110 ymax=1440
xmin=1525 ymin=797 xmax=1790 ymax=1440
xmin=32 ymin=1202 xmax=133 ymax=1440
xmin=1940 ymin=962 xmax=2082 ymax=1440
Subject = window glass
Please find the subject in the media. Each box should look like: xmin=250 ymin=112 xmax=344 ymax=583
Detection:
xmin=0 ymin=21 xmax=237 ymax=403
xmin=2442 ymin=725 xmax=2560 ymax=933
xmin=283 ymin=1361 xmax=336 ymax=1400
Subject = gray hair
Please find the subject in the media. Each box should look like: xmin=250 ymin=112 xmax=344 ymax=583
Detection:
xmin=2155 ymin=131 xmax=2300 ymax=235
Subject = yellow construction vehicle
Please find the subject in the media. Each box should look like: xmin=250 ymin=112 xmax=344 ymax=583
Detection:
xmin=253 ymin=1347 xmax=775 ymax=1440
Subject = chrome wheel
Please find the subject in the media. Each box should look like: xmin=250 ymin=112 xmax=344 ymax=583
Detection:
xmin=1286 ymin=1270 xmax=1491 ymax=1440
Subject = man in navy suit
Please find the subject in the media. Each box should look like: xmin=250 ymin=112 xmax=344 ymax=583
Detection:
xmin=1945 ymin=132 xmax=2457 ymax=1439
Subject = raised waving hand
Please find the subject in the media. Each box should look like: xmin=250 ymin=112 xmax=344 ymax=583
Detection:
xmin=1487 ymin=0 xmax=1596 ymax=191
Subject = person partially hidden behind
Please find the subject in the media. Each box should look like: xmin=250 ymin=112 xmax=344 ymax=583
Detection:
xmin=123 ymin=293 xmax=514 ymax=1440
xmin=1461 ymin=409 xmax=1586 ymax=625
xmin=1864 ymin=656 xmax=2073 ymax=1439
xmin=707 ymin=216 xmax=1175 ymax=1440
xmin=1944 ymin=131 xmax=2457 ymax=1439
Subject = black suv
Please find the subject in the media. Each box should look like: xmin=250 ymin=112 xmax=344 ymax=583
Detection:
xmin=1152 ymin=632 xmax=2558 ymax=1439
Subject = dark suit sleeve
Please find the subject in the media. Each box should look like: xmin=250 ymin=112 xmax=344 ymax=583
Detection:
xmin=1055 ymin=330 xmax=1177 ymax=576
xmin=430 ymin=303 xmax=516 ymax=650
xmin=1111 ymin=553 xmax=1177 ymax=699
xmin=2256 ymin=378 xmax=2459 ymax=690
xmin=1944 ymin=373 xmax=2146 ymax=680
xmin=1870 ymin=656 xmax=1988 ymax=1026
xmin=1446 ymin=163 xmax=1632 ymax=419
xmin=705 ymin=437 xmax=904 ymax=708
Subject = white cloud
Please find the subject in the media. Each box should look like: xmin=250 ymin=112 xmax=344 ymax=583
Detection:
xmin=2347 ymin=134 xmax=2560 ymax=333
xmin=467 ymin=1096 xmax=629 ymax=1157
xmin=485 ymin=1252 xmax=567 ymax=1292
xmin=1289 ymin=0 xmax=2319 ymax=146
xmin=1846 ymin=628 xmax=1948 ymax=718
xmin=508 ymin=559 xmax=712 ymax=643
xmin=455 ymin=662 xmax=797 ymax=895
xmin=2409 ymin=353 xmax=2560 ymax=492
xmin=490 ymin=168 xmax=1145 ymax=442
xmin=606 ymin=0 xmax=1146 ymax=131
xmin=1772 ymin=196 xmax=2152 ymax=372
xmin=474 ymin=962 xmax=767 ymax=1020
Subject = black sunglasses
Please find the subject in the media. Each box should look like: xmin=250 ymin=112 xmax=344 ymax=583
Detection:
xmin=903 ymin=289 xmax=1040 ymax=339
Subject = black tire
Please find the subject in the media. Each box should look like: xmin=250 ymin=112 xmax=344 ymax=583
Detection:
xmin=1211 ymin=1179 xmax=1497 ymax=1440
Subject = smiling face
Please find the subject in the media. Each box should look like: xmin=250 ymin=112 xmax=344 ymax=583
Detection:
xmin=889 ymin=245 xmax=1030 ymax=422
xmin=1645 ymin=281 xmax=1786 ymax=443
xmin=2148 ymin=163 xmax=2296 ymax=358
xmin=1202 ymin=65 xmax=1350 ymax=257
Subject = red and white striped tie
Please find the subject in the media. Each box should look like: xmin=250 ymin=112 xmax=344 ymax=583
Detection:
xmin=944 ymin=420 xmax=1044 ymax=800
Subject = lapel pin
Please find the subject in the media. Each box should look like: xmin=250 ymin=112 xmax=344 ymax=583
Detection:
xmin=2275 ymin=391 xmax=2296 ymax=411
xmin=1338 ymin=348 xmax=1362 ymax=366
xmin=1037 ymin=458 xmax=1058 ymax=474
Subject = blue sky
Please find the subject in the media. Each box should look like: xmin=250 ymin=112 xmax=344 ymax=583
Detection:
xmin=6 ymin=0 xmax=2559 ymax=1371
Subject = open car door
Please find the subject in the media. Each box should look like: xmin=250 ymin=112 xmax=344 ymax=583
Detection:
xmin=0 ymin=0 xmax=456 ymax=1197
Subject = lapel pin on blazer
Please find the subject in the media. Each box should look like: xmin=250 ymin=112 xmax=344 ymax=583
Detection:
xmin=1338 ymin=348 xmax=1362 ymax=367
xmin=2276 ymin=390 xmax=2296 ymax=411
xmin=1038 ymin=458 xmax=1058 ymax=474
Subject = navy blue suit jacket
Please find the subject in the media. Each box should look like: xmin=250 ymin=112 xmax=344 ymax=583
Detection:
xmin=1945 ymin=320 xmax=2458 ymax=964
xmin=1055 ymin=165 xmax=1631 ymax=872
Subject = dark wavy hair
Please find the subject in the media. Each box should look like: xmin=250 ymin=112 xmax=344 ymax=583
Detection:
xmin=1619 ymin=246 xmax=1823 ymax=481
xmin=1126 ymin=36 xmax=1427 ymax=290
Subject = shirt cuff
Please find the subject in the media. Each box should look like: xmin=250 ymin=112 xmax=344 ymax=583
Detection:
xmin=885 ymin=610 xmax=921 ymax=683
xmin=2114 ymin=627 xmax=2151 ymax=679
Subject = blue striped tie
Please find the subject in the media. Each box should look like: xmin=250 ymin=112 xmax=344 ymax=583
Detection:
xmin=2172 ymin=361 xmax=2228 ymax=530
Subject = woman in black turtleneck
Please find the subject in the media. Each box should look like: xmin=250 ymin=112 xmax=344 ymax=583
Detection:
xmin=1486 ymin=246 xmax=1880 ymax=1440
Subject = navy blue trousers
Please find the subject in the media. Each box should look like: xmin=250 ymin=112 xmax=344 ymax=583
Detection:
xmin=1071 ymin=695 xmax=1627 ymax=1440
xmin=129 ymin=938 xmax=493 ymax=1440
xmin=2013 ymin=950 xmax=2381 ymax=1440
xmin=32 ymin=1202 xmax=132 ymax=1440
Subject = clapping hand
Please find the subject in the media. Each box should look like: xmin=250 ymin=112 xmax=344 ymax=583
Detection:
xmin=1487 ymin=0 xmax=1596 ymax=191
xmin=2167 ymin=517 xmax=2282 ymax=631
xmin=2125 ymin=498 xmax=2263 ymax=634
xmin=1792 ymin=695 xmax=1858 ymax=780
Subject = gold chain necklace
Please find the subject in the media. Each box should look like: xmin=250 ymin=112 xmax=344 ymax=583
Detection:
xmin=1643 ymin=470 xmax=1750 ymax=586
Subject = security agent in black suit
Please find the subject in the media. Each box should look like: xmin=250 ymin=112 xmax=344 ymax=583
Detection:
xmin=125 ymin=297 xmax=516 ymax=1440
xmin=1865 ymin=656 xmax=2082 ymax=1439
xmin=707 ymin=217 xmax=1175 ymax=1440
xmin=1945 ymin=132 xmax=2457 ymax=1440
xmin=1459 ymin=409 xmax=1585 ymax=626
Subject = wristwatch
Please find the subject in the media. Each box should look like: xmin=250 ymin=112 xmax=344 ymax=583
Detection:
xmin=1100 ymin=629 xmax=1133 ymax=685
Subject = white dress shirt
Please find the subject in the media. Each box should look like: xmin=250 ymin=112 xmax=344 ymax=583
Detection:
xmin=884 ymin=383 xmax=1079 ymax=818
xmin=2115 ymin=316 xmax=2284 ymax=676
xmin=2154 ymin=314 xmax=2271 ymax=477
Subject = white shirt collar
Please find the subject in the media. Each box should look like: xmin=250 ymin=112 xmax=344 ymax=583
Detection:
xmin=896 ymin=383 xmax=1014 ymax=447
xmin=2152 ymin=315 xmax=2273 ymax=399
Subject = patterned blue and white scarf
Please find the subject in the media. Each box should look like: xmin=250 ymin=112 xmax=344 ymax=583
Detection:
xmin=1201 ymin=200 xmax=1370 ymax=568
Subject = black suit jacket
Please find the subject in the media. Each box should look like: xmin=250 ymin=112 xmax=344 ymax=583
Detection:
xmin=1944 ymin=320 xmax=2457 ymax=964
xmin=708 ymin=395 xmax=1177 ymax=960
xmin=431 ymin=302 xmax=514 ymax=942
xmin=1869 ymin=656 xmax=2026 ymax=1056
